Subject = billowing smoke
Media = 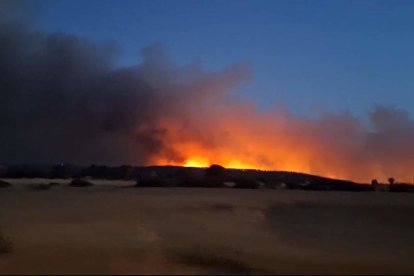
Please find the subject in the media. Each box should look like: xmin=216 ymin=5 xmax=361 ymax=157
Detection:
xmin=1 ymin=2 xmax=414 ymax=182
xmin=0 ymin=2 xmax=248 ymax=166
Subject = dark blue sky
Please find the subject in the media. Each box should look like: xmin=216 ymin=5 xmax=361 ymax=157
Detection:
xmin=37 ymin=0 xmax=414 ymax=117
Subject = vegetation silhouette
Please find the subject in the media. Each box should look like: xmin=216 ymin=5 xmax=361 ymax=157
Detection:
xmin=1 ymin=164 xmax=413 ymax=192
xmin=69 ymin=179 xmax=93 ymax=187
xmin=0 ymin=231 xmax=13 ymax=255
xmin=205 ymin=164 xmax=225 ymax=178
xmin=0 ymin=180 xmax=11 ymax=188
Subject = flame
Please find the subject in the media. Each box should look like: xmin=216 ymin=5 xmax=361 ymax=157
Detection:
xmin=145 ymin=101 xmax=414 ymax=184
xmin=147 ymin=114 xmax=353 ymax=181
xmin=183 ymin=157 xmax=209 ymax=168
xmin=183 ymin=157 xmax=256 ymax=170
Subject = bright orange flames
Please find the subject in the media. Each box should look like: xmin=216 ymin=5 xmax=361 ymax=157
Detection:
xmin=183 ymin=156 xmax=209 ymax=168
xmin=146 ymin=104 xmax=414 ymax=184
xmin=155 ymin=154 xmax=310 ymax=172
xmin=148 ymin=113 xmax=346 ymax=180
xmin=153 ymin=152 xmax=347 ymax=181
xmin=182 ymin=157 xmax=257 ymax=170
xmin=148 ymin=117 xmax=360 ymax=181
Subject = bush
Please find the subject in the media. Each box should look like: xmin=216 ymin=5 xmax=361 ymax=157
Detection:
xmin=69 ymin=179 xmax=93 ymax=187
xmin=135 ymin=171 xmax=166 ymax=187
xmin=211 ymin=203 xmax=234 ymax=212
xmin=389 ymin=184 xmax=414 ymax=193
xmin=136 ymin=178 xmax=166 ymax=187
xmin=233 ymin=178 xmax=260 ymax=189
xmin=0 ymin=180 xmax=11 ymax=188
xmin=30 ymin=183 xmax=51 ymax=190
xmin=49 ymin=182 xmax=61 ymax=187
xmin=0 ymin=231 xmax=13 ymax=255
xmin=205 ymin=164 xmax=225 ymax=177
xmin=171 ymin=250 xmax=252 ymax=275
xmin=202 ymin=178 xmax=225 ymax=188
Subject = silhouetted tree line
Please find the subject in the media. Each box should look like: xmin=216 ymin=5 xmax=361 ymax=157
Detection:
xmin=1 ymin=163 xmax=413 ymax=192
xmin=0 ymin=164 xmax=135 ymax=180
xmin=370 ymin=177 xmax=414 ymax=192
xmin=135 ymin=164 xmax=374 ymax=191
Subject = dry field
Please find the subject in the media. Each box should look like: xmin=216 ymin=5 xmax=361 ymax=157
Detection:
xmin=1 ymin=179 xmax=414 ymax=274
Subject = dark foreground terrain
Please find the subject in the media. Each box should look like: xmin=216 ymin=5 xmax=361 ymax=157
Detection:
xmin=1 ymin=182 xmax=414 ymax=274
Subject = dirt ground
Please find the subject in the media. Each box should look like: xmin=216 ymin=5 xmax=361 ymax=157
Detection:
xmin=1 ymin=179 xmax=414 ymax=274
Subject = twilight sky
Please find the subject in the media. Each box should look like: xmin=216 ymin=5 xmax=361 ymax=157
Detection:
xmin=2 ymin=0 xmax=414 ymax=180
xmin=36 ymin=0 xmax=414 ymax=117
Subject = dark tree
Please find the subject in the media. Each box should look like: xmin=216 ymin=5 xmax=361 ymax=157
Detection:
xmin=119 ymin=165 xmax=133 ymax=180
xmin=69 ymin=179 xmax=93 ymax=187
xmin=388 ymin=177 xmax=395 ymax=185
xmin=205 ymin=164 xmax=225 ymax=177
xmin=0 ymin=231 xmax=13 ymax=254
xmin=0 ymin=180 xmax=11 ymax=188
xmin=52 ymin=164 xmax=72 ymax=178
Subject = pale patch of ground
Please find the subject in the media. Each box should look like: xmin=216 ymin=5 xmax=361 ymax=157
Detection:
xmin=1 ymin=182 xmax=414 ymax=274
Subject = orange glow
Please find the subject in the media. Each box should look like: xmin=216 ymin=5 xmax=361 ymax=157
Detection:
xmin=145 ymin=104 xmax=414 ymax=184
xmin=183 ymin=157 xmax=209 ymax=168
xmin=147 ymin=114 xmax=362 ymax=182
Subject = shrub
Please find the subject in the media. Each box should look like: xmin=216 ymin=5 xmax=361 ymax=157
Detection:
xmin=0 ymin=231 xmax=13 ymax=255
xmin=204 ymin=178 xmax=226 ymax=188
xmin=0 ymin=180 xmax=11 ymax=188
xmin=171 ymin=250 xmax=252 ymax=275
xmin=178 ymin=176 xmax=201 ymax=187
xmin=69 ymin=178 xmax=93 ymax=187
xmin=118 ymin=165 xmax=134 ymax=180
xmin=205 ymin=164 xmax=225 ymax=177
xmin=389 ymin=184 xmax=414 ymax=193
xmin=31 ymin=183 xmax=51 ymax=190
xmin=135 ymin=171 xmax=167 ymax=187
xmin=211 ymin=203 xmax=234 ymax=212
xmin=233 ymin=178 xmax=259 ymax=189
xmin=49 ymin=182 xmax=61 ymax=187
xmin=136 ymin=178 xmax=166 ymax=187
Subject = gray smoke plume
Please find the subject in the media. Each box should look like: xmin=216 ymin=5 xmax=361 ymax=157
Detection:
xmin=1 ymin=2 xmax=414 ymax=183
xmin=0 ymin=2 xmax=248 ymax=165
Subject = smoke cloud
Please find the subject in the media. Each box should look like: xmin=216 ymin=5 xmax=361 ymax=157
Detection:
xmin=1 ymin=3 xmax=413 ymax=182
xmin=0 ymin=2 xmax=248 ymax=165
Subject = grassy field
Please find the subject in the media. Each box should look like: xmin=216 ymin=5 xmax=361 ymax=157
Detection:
xmin=1 ymin=179 xmax=414 ymax=274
